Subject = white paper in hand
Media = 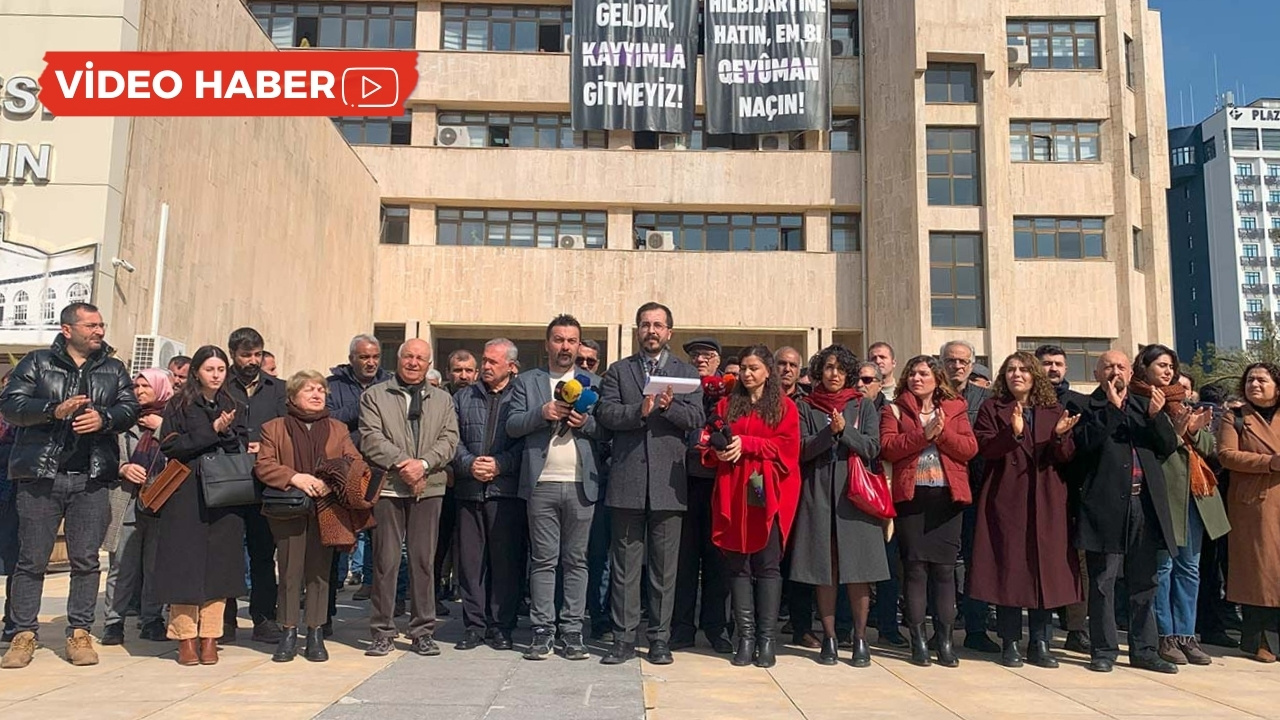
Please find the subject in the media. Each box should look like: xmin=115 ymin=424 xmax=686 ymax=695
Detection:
xmin=641 ymin=376 xmax=702 ymax=396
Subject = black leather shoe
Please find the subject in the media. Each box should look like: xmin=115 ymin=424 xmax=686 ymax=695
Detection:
xmin=491 ymin=631 xmax=514 ymax=651
xmin=365 ymin=636 xmax=394 ymax=657
xmin=272 ymin=627 xmax=298 ymax=662
xmin=1131 ymin=655 xmax=1179 ymax=674
xmin=601 ymin=640 xmax=636 ymax=665
xmin=219 ymin=623 xmax=237 ymax=645
xmin=1088 ymin=656 xmax=1114 ymax=673
xmin=1200 ymin=630 xmax=1240 ymax=649
xmin=908 ymin=624 xmax=931 ymax=667
xmin=936 ymin=624 xmax=960 ymax=668
xmin=818 ymin=635 xmax=838 ymax=665
xmin=1027 ymin=640 xmax=1059 ymax=668
xmin=101 ymin=623 xmax=125 ymax=646
xmin=668 ymin=634 xmax=695 ymax=651
xmin=140 ymin=620 xmax=168 ymax=642
xmin=1000 ymin=639 xmax=1024 ymax=668
xmin=754 ymin=636 xmax=777 ymax=668
xmin=456 ymin=629 xmax=485 ymax=650
xmin=648 ymin=640 xmax=674 ymax=665
xmin=1064 ymin=630 xmax=1092 ymax=654
xmin=850 ymin=637 xmax=871 ymax=668
xmin=412 ymin=635 xmax=441 ymax=656
xmin=304 ymin=627 xmax=328 ymax=662
xmin=964 ymin=632 xmax=1001 ymax=654
xmin=706 ymin=629 xmax=734 ymax=655
xmin=253 ymin=619 xmax=283 ymax=644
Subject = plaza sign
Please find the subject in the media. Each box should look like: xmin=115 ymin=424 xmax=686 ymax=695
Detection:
xmin=0 ymin=74 xmax=53 ymax=182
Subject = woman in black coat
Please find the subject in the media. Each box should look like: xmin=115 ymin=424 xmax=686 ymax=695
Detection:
xmin=156 ymin=345 xmax=247 ymax=666
xmin=790 ymin=345 xmax=889 ymax=667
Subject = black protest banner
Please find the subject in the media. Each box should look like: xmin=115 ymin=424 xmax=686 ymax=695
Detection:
xmin=703 ymin=0 xmax=831 ymax=134
xmin=571 ymin=0 xmax=698 ymax=132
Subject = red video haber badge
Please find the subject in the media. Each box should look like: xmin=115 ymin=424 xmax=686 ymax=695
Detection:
xmin=37 ymin=51 xmax=419 ymax=117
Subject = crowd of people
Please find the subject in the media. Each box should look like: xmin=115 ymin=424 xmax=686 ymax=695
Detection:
xmin=1 ymin=300 xmax=1278 ymax=676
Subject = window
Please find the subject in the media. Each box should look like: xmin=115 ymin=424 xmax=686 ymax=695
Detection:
xmin=442 ymin=5 xmax=571 ymax=52
xmin=1014 ymin=217 xmax=1105 ymax=259
xmin=632 ymin=213 xmax=804 ymax=251
xmin=1232 ymin=128 xmax=1261 ymax=151
xmin=437 ymin=111 xmax=606 ymax=149
xmin=1171 ymin=146 xmax=1195 ymax=167
xmin=1132 ymin=227 xmax=1142 ymax=270
xmin=1250 ymin=327 xmax=1265 ymax=342
xmin=1264 ymin=130 xmax=1280 ymax=152
xmin=1009 ymin=121 xmax=1099 ymax=162
xmin=1238 ymin=162 xmax=1255 ymax=176
xmin=925 ymin=63 xmax=977 ymax=104
xmin=66 ymin=283 xmax=89 ymax=304
xmin=1006 ymin=20 xmax=1100 ymax=70
xmin=1246 ymin=271 xmax=1261 ymax=285
xmin=1129 ymin=134 xmax=1139 ymax=176
xmin=40 ymin=288 xmax=55 ymax=324
xmin=438 ymin=208 xmax=607 ymax=248
xmin=830 ymin=214 xmax=861 ymax=252
xmin=1124 ymin=35 xmax=1135 ymax=88
xmin=831 ymin=10 xmax=859 ymax=56
xmin=1245 ymin=244 xmax=1260 ymax=257
xmin=1203 ymin=137 xmax=1217 ymax=161
xmin=926 ymin=128 xmax=980 ymax=206
xmin=1271 ymin=191 xmax=1280 ymax=204
xmin=12 ymin=290 xmax=28 ymax=326
xmin=1248 ymin=299 xmax=1264 ymax=313
xmin=249 ymin=3 xmax=416 ymax=48
xmin=0 ymin=292 xmax=4 ymax=325
xmin=635 ymin=117 xmax=803 ymax=152
xmin=929 ymin=233 xmax=984 ymax=327
xmin=1241 ymin=189 xmax=1257 ymax=203
xmin=830 ymin=116 xmax=860 ymax=152
xmin=334 ymin=113 xmax=411 ymax=145
xmin=1272 ymin=217 xmax=1280 ymax=230
xmin=1017 ymin=338 xmax=1110 ymax=381
xmin=1243 ymin=217 xmax=1258 ymax=230
xmin=1269 ymin=164 xmax=1280 ymax=177
xmin=380 ymin=205 xmax=409 ymax=245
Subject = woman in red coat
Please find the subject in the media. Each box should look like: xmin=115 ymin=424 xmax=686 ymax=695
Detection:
xmin=703 ymin=345 xmax=801 ymax=669
xmin=880 ymin=355 xmax=977 ymax=668
xmin=970 ymin=352 xmax=1082 ymax=669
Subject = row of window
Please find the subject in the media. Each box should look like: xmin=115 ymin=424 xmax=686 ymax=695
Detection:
xmin=0 ymin=284 xmax=90 ymax=327
xmin=1237 ymin=190 xmax=1280 ymax=204
xmin=1239 ymin=217 xmax=1280 ymax=231
xmin=1236 ymin=162 xmax=1280 ymax=177
xmin=251 ymin=2 xmax=416 ymax=49
xmin=1231 ymin=128 xmax=1280 ymax=152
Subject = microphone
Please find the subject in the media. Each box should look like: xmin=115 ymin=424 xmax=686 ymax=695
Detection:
xmin=554 ymin=378 xmax=585 ymax=437
xmin=557 ymin=386 xmax=599 ymax=438
xmin=703 ymin=414 xmax=734 ymax=451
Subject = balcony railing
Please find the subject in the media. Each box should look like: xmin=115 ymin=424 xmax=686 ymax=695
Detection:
xmin=1242 ymin=283 xmax=1269 ymax=294
xmin=1238 ymin=174 xmax=1262 ymax=186
xmin=1239 ymin=201 xmax=1265 ymax=213
xmin=1240 ymin=227 xmax=1265 ymax=240
xmin=1271 ymin=255 xmax=1280 ymax=266
xmin=1245 ymin=311 xmax=1266 ymax=322
xmin=1268 ymin=202 xmax=1280 ymax=214
xmin=1271 ymin=228 xmax=1280 ymax=241
xmin=1267 ymin=175 xmax=1280 ymax=187
xmin=1249 ymin=340 xmax=1265 ymax=351
xmin=1272 ymin=284 xmax=1280 ymax=294
xmin=1242 ymin=255 xmax=1268 ymax=267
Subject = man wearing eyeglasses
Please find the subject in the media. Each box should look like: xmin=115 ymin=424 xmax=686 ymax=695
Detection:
xmin=940 ymin=340 xmax=998 ymax=655
xmin=0 ymin=302 xmax=138 ymax=669
xmin=596 ymin=302 xmax=704 ymax=665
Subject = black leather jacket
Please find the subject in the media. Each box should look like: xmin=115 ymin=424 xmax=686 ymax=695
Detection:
xmin=0 ymin=336 xmax=138 ymax=483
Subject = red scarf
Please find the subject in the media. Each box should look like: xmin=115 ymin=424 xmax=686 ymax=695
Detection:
xmin=803 ymin=386 xmax=861 ymax=416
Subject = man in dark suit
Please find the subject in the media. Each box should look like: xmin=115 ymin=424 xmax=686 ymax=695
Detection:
xmin=507 ymin=315 xmax=607 ymax=661
xmin=596 ymin=302 xmax=705 ymax=665
xmin=1075 ymin=350 xmax=1180 ymax=674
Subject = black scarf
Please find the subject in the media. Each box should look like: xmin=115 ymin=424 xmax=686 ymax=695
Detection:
xmin=397 ymin=376 xmax=425 ymax=421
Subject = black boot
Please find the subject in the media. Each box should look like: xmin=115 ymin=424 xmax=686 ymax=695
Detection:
xmin=1027 ymin=639 xmax=1059 ymax=668
xmin=909 ymin=623 xmax=931 ymax=666
xmin=272 ymin=627 xmax=298 ymax=662
xmin=935 ymin=620 xmax=959 ymax=668
xmin=754 ymin=578 xmax=782 ymax=668
xmin=730 ymin=577 xmax=756 ymax=667
xmin=1001 ymin=638 xmax=1024 ymax=668
xmin=304 ymin=627 xmax=328 ymax=662
xmin=818 ymin=635 xmax=838 ymax=665
xmin=850 ymin=636 xmax=871 ymax=668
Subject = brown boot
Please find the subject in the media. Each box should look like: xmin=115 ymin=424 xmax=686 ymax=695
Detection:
xmin=177 ymin=639 xmax=199 ymax=666
xmin=1158 ymin=636 xmax=1187 ymax=665
xmin=199 ymin=637 xmax=219 ymax=665
xmin=1 ymin=631 xmax=37 ymax=669
xmin=65 ymin=629 xmax=99 ymax=666
xmin=1181 ymin=637 xmax=1212 ymax=666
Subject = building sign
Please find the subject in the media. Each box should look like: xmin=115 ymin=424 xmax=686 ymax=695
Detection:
xmin=570 ymin=0 xmax=699 ymax=133
xmin=702 ymin=0 xmax=830 ymax=134
xmin=0 ymin=75 xmax=54 ymax=182
xmin=0 ymin=241 xmax=95 ymax=348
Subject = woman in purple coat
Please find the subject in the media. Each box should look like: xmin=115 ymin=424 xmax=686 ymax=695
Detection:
xmin=970 ymin=352 xmax=1082 ymax=669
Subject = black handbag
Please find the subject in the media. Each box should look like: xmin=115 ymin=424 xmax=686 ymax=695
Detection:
xmin=198 ymin=447 xmax=259 ymax=508
xmin=260 ymin=486 xmax=314 ymax=519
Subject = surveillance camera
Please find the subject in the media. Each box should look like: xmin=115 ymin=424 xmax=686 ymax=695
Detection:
xmin=111 ymin=257 xmax=136 ymax=273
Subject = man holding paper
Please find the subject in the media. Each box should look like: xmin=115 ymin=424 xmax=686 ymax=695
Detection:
xmin=597 ymin=302 xmax=705 ymax=665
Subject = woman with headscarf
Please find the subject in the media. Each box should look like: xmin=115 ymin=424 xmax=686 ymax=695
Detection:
xmin=101 ymin=367 xmax=174 ymax=645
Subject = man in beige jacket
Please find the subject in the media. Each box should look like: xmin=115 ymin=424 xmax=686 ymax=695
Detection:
xmin=359 ymin=338 xmax=459 ymax=657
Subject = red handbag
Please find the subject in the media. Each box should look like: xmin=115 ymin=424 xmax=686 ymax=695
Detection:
xmin=847 ymin=454 xmax=896 ymax=519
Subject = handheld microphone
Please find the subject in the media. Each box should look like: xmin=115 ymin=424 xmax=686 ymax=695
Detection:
xmin=557 ymin=386 xmax=599 ymax=438
xmin=554 ymin=378 xmax=586 ymax=437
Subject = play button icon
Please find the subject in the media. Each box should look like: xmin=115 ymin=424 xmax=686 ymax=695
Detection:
xmin=361 ymin=75 xmax=382 ymax=99
xmin=341 ymin=67 xmax=400 ymax=108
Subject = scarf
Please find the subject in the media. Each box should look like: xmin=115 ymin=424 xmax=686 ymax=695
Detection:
xmin=397 ymin=377 xmax=425 ymax=422
xmin=283 ymin=402 xmax=331 ymax=475
xmin=133 ymin=368 xmax=175 ymax=455
xmin=1130 ymin=380 xmax=1214 ymax=499
xmin=803 ymin=386 xmax=861 ymax=416
xmin=1251 ymin=403 xmax=1280 ymax=424
xmin=314 ymin=456 xmax=378 ymax=551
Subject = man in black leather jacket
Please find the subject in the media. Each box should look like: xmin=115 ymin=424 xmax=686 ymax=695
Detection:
xmin=0 ymin=302 xmax=137 ymax=669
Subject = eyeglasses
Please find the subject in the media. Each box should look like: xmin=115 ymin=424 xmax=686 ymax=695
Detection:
xmin=857 ymin=376 xmax=878 ymax=385
xmin=691 ymin=351 xmax=719 ymax=361
xmin=73 ymin=322 xmax=106 ymax=331
xmin=576 ymin=357 xmax=598 ymax=368
xmin=638 ymin=323 xmax=669 ymax=332
xmin=944 ymin=358 xmax=972 ymax=367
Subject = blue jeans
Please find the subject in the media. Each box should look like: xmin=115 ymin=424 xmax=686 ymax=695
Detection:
xmin=1155 ymin=502 xmax=1204 ymax=637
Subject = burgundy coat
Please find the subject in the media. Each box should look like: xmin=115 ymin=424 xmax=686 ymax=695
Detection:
xmin=968 ymin=397 xmax=1082 ymax=610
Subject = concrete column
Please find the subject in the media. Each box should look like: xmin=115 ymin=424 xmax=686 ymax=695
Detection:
xmin=418 ymin=1 xmax=440 ymax=50
xmin=607 ymin=207 xmax=633 ymax=250
xmin=412 ymin=104 xmax=437 ymax=147
xmin=409 ymin=203 xmax=436 ymax=245
xmin=804 ymin=209 xmax=830 ymax=252
xmin=806 ymin=326 xmax=822 ymax=358
xmin=614 ymin=323 xmax=632 ymax=362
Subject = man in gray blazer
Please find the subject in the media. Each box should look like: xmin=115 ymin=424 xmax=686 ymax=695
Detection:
xmin=596 ymin=302 xmax=705 ymax=665
xmin=507 ymin=315 xmax=607 ymax=661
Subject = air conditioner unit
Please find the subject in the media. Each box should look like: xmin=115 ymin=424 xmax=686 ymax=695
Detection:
xmin=564 ymin=33 xmax=573 ymax=53
xmin=831 ymin=38 xmax=855 ymax=58
xmin=436 ymin=125 xmax=474 ymax=147
xmin=758 ymin=133 xmax=791 ymax=151
xmin=132 ymin=334 xmax=186 ymax=371
xmin=644 ymin=230 xmax=676 ymax=251
xmin=658 ymin=133 xmax=688 ymax=151
xmin=558 ymin=234 xmax=586 ymax=249
xmin=1007 ymin=43 xmax=1030 ymax=68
